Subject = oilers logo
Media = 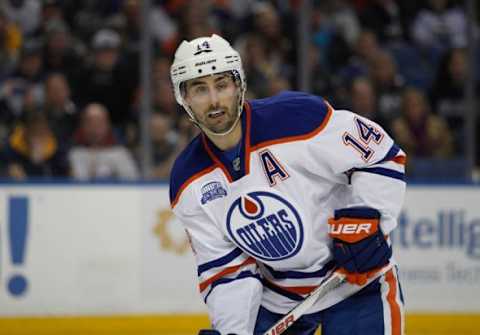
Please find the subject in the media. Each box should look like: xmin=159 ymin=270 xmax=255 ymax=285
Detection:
xmin=226 ymin=191 xmax=304 ymax=261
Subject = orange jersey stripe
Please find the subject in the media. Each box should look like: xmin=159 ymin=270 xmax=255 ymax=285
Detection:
xmin=171 ymin=164 xmax=218 ymax=209
xmin=250 ymin=101 xmax=333 ymax=152
xmin=265 ymin=278 xmax=317 ymax=295
xmin=385 ymin=269 xmax=402 ymax=335
xmin=391 ymin=155 xmax=406 ymax=165
xmin=199 ymin=257 xmax=256 ymax=293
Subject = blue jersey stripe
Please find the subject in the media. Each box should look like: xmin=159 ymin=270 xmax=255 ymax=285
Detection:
xmin=377 ymin=144 xmax=401 ymax=164
xmin=204 ymin=270 xmax=262 ymax=303
xmin=354 ymin=167 xmax=405 ymax=181
xmin=197 ymin=248 xmax=244 ymax=276
xmin=262 ymin=278 xmax=304 ymax=301
xmin=263 ymin=261 xmax=335 ymax=280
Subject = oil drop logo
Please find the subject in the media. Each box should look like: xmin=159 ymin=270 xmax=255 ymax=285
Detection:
xmin=226 ymin=191 xmax=304 ymax=261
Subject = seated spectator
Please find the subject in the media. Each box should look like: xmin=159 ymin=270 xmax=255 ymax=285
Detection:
xmin=267 ymin=75 xmax=291 ymax=97
xmin=176 ymin=113 xmax=199 ymax=148
xmin=368 ymin=50 xmax=405 ymax=123
xmin=337 ymin=29 xmax=381 ymax=87
xmin=311 ymin=1 xmax=352 ymax=71
xmin=0 ymin=9 xmax=22 ymax=81
xmin=1 ymin=0 xmax=41 ymax=36
xmin=43 ymin=72 xmax=77 ymax=144
xmin=349 ymin=77 xmax=389 ymax=131
xmin=358 ymin=0 xmax=414 ymax=43
xmin=69 ymin=103 xmax=139 ymax=180
xmin=430 ymin=48 xmax=479 ymax=152
xmin=42 ymin=19 xmax=85 ymax=82
xmin=390 ymin=87 xmax=453 ymax=159
xmin=149 ymin=113 xmax=182 ymax=180
xmin=238 ymin=34 xmax=276 ymax=98
xmin=4 ymin=110 xmax=69 ymax=180
xmin=411 ymin=0 xmax=467 ymax=55
xmin=235 ymin=2 xmax=294 ymax=97
xmin=74 ymin=29 xmax=137 ymax=132
xmin=0 ymin=39 xmax=44 ymax=119
xmin=309 ymin=45 xmax=334 ymax=98
xmin=152 ymin=79 xmax=177 ymax=118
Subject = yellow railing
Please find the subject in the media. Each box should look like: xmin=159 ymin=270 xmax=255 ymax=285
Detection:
xmin=0 ymin=314 xmax=479 ymax=335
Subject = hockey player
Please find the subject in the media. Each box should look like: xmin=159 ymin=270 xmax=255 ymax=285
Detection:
xmin=169 ymin=34 xmax=406 ymax=335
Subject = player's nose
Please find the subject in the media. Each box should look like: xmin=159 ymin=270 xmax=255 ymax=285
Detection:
xmin=208 ymin=86 xmax=220 ymax=106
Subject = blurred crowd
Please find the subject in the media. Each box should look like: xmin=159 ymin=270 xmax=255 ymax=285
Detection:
xmin=0 ymin=0 xmax=478 ymax=181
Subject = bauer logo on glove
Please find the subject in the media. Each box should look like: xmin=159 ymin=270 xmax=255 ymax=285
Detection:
xmin=328 ymin=207 xmax=392 ymax=285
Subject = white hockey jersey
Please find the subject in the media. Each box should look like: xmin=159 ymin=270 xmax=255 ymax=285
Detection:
xmin=170 ymin=91 xmax=406 ymax=334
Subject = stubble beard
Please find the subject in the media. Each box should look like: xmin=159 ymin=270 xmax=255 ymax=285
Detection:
xmin=199 ymin=98 xmax=239 ymax=135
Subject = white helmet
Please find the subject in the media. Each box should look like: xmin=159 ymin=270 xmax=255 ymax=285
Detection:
xmin=170 ymin=34 xmax=246 ymax=135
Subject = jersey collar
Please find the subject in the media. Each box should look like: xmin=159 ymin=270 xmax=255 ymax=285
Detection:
xmin=201 ymin=102 xmax=252 ymax=182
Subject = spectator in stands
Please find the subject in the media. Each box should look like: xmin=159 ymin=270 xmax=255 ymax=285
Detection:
xmin=235 ymin=2 xmax=293 ymax=94
xmin=152 ymin=79 xmax=177 ymax=118
xmin=311 ymin=1 xmax=352 ymax=72
xmin=149 ymin=112 xmax=181 ymax=180
xmin=0 ymin=9 xmax=22 ymax=80
xmin=318 ymin=0 xmax=361 ymax=48
xmin=42 ymin=19 xmax=85 ymax=82
xmin=0 ymin=39 xmax=44 ymax=119
xmin=118 ymin=0 xmax=177 ymax=54
xmin=411 ymin=0 xmax=467 ymax=54
xmin=267 ymin=75 xmax=291 ymax=96
xmin=0 ymin=0 xmax=41 ymax=36
xmin=43 ymin=72 xmax=77 ymax=144
xmin=176 ymin=112 xmax=199 ymax=149
xmin=64 ymin=1 xmax=120 ymax=43
xmin=349 ymin=77 xmax=389 ymax=131
xmin=338 ymin=30 xmax=382 ymax=85
xmin=152 ymin=55 xmax=172 ymax=83
xmin=390 ymin=87 xmax=453 ymax=158
xmin=368 ymin=50 xmax=405 ymax=123
xmin=357 ymin=0 xmax=415 ymax=43
xmin=0 ymin=9 xmax=22 ymax=143
xmin=177 ymin=0 xmax=217 ymax=42
xmin=239 ymin=34 xmax=277 ymax=98
xmin=309 ymin=45 xmax=334 ymax=98
xmin=69 ymin=103 xmax=139 ymax=180
xmin=33 ymin=0 xmax=66 ymax=38
xmin=4 ymin=110 xmax=69 ymax=180
xmin=74 ymin=29 xmax=137 ymax=132
xmin=430 ymin=48 xmax=479 ymax=152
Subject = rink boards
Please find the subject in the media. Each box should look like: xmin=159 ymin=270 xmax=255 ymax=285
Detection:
xmin=0 ymin=183 xmax=479 ymax=334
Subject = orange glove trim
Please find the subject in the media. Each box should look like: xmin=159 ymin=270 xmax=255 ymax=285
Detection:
xmin=328 ymin=217 xmax=379 ymax=243
xmin=337 ymin=265 xmax=387 ymax=286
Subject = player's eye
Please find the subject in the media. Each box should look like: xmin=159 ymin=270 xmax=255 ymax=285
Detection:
xmin=216 ymin=80 xmax=229 ymax=90
xmin=193 ymin=85 xmax=208 ymax=95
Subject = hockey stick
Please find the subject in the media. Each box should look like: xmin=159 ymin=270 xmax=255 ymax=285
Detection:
xmin=263 ymin=264 xmax=394 ymax=335
xmin=198 ymin=274 xmax=343 ymax=335
xmin=262 ymin=270 xmax=345 ymax=335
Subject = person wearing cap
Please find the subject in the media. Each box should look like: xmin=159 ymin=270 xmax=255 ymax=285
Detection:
xmin=73 ymin=28 xmax=136 ymax=132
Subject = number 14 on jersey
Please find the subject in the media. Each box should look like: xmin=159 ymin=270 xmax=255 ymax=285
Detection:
xmin=342 ymin=117 xmax=384 ymax=162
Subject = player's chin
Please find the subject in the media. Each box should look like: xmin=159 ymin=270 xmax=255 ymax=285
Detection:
xmin=206 ymin=120 xmax=235 ymax=134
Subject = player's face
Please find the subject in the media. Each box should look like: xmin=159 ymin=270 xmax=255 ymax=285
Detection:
xmin=183 ymin=72 xmax=239 ymax=134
